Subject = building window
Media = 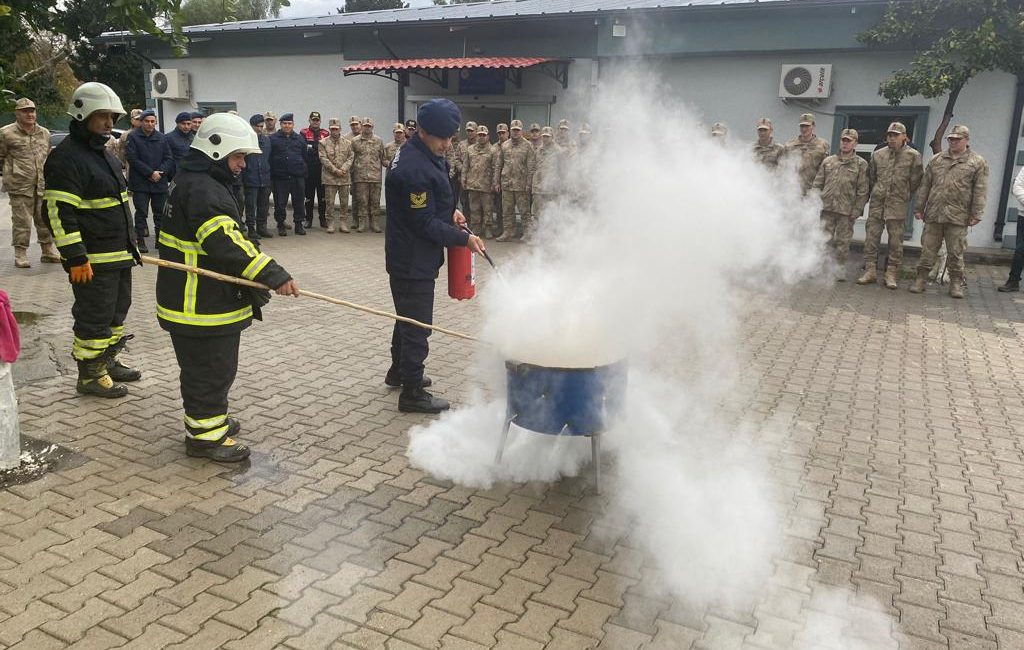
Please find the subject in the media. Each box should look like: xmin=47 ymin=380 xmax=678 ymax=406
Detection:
xmin=197 ymin=102 xmax=238 ymax=115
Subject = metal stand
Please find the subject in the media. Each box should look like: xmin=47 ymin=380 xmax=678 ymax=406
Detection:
xmin=493 ymin=412 xmax=602 ymax=493
xmin=494 ymin=413 xmax=515 ymax=464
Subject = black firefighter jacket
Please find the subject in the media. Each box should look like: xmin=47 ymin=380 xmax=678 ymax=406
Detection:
xmin=156 ymin=150 xmax=291 ymax=337
xmin=42 ymin=120 xmax=140 ymax=270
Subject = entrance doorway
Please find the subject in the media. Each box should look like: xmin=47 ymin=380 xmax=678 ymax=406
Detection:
xmin=457 ymin=105 xmax=512 ymax=135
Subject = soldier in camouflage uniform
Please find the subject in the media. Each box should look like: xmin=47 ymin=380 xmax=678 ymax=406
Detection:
xmin=528 ymin=123 xmax=542 ymax=148
xmin=494 ymin=119 xmax=536 ymax=242
xmin=811 ymin=128 xmax=869 ymax=281
xmin=555 ymin=119 xmax=577 ymax=158
xmin=491 ymin=123 xmax=509 ymax=237
xmin=457 ymin=122 xmax=476 ymax=229
xmin=319 ymin=118 xmax=355 ymax=233
xmin=711 ymin=122 xmax=728 ymax=142
xmin=384 ymin=122 xmax=406 ymax=169
xmin=531 ymin=126 xmax=563 ymax=222
xmin=786 ymin=113 xmax=830 ymax=194
xmin=350 ymin=117 xmax=385 ymax=233
xmin=345 ymin=116 xmax=361 ymax=140
xmin=752 ymin=117 xmax=784 ymax=167
xmin=857 ymin=122 xmax=924 ymax=289
xmin=106 ymin=108 xmax=142 ymax=171
xmin=0 ymin=98 xmax=59 ymax=268
xmin=910 ymin=125 xmax=988 ymax=298
xmin=462 ymin=125 xmax=496 ymax=237
xmin=263 ymin=111 xmax=277 ymax=136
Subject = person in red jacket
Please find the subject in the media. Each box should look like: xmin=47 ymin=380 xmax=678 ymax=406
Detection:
xmin=300 ymin=111 xmax=330 ymax=228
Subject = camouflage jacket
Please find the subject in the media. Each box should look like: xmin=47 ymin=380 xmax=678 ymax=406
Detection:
xmin=868 ymin=145 xmax=923 ymax=221
xmin=785 ymin=135 xmax=830 ymax=193
xmin=811 ymin=153 xmax=869 ymax=216
xmin=918 ymin=150 xmax=989 ymax=225
xmin=494 ymin=137 xmax=536 ymax=192
xmin=384 ymin=141 xmax=404 ymax=169
xmin=0 ymin=122 xmax=51 ymax=196
xmin=350 ymin=134 xmax=385 ymax=183
xmin=752 ymin=140 xmax=785 ymax=168
xmin=319 ymin=135 xmax=354 ymax=185
xmin=532 ymin=143 xmax=564 ymax=195
xmin=462 ymin=142 xmax=496 ymax=193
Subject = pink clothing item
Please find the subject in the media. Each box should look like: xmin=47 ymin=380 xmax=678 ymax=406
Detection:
xmin=0 ymin=290 xmax=20 ymax=363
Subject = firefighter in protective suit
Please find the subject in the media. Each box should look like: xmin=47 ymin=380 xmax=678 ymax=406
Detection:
xmin=157 ymin=113 xmax=299 ymax=462
xmin=43 ymin=82 xmax=142 ymax=398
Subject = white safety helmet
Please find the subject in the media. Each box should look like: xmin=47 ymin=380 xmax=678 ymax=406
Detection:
xmin=191 ymin=112 xmax=261 ymax=160
xmin=67 ymin=82 xmax=126 ymax=122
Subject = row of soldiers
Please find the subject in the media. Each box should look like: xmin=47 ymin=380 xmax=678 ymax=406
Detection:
xmin=751 ymin=113 xmax=988 ymax=297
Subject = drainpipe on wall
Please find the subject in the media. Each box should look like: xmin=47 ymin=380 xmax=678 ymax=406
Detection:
xmin=994 ymin=74 xmax=1024 ymax=243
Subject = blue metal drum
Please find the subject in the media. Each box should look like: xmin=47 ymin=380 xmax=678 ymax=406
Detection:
xmin=503 ymin=359 xmax=628 ymax=435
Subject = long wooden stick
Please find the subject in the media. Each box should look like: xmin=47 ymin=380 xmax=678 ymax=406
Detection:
xmin=140 ymin=255 xmax=479 ymax=342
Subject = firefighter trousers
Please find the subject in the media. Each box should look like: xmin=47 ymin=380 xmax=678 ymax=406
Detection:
xmin=71 ymin=267 xmax=132 ymax=361
xmin=170 ymin=333 xmax=240 ymax=440
xmin=389 ymin=278 xmax=434 ymax=388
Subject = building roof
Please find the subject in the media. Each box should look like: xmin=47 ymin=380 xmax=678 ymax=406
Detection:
xmin=135 ymin=0 xmax=879 ymax=35
xmin=343 ymin=57 xmax=562 ymax=73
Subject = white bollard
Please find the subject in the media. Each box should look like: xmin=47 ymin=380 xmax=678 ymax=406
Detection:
xmin=0 ymin=361 xmax=19 ymax=470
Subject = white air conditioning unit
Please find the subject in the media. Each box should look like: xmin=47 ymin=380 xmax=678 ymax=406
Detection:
xmin=779 ymin=64 xmax=832 ymax=99
xmin=150 ymin=69 xmax=190 ymax=100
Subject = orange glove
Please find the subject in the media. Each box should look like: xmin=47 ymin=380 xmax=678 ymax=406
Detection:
xmin=69 ymin=262 xmax=94 ymax=284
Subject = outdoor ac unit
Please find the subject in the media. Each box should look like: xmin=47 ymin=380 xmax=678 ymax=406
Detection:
xmin=779 ymin=64 xmax=832 ymax=99
xmin=150 ymin=69 xmax=190 ymax=100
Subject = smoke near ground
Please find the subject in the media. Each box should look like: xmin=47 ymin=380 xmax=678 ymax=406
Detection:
xmin=406 ymin=67 xmax=898 ymax=645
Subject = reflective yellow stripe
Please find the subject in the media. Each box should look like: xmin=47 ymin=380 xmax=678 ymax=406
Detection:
xmin=55 ymin=231 xmax=83 ymax=246
xmin=107 ymin=326 xmax=125 ymax=346
xmin=225 ymin=226 xmax=259 ymax=257
xmin=185 ymin=414 xmax=227 ymax=429
xmin=46 ymin=198 xmax=71 ymax=241
xmin=42 ymin=190 xmax=82 ymax=207
xmin=190 ymin=424 xmax=229 ymax=441
xmin=79 ymin=192 xmax=130 ymax=209
xmin=87 ymin=250 xmax=134 ymax=264
xmin=158 ymin=231 xmax=206 ymax=255
xmin=183 ymin=251 xmax=199 ymax=315
xmin=72 ymin=336 xmax=109 ymax=360
xmin=241 ymin=253 xmax=272 ymax=280
xmin=157 ymin=304 xmax=253 ymax=326
xmin=196 ymin=215 xmax=238 ymax=244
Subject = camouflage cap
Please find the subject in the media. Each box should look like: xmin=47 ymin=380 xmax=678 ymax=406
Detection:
xmin=509 ymin=119 xmax=523 ymax=130
xmin=497 ymin=123 xmax=509 ymax=132
xmin=393 ymin=122 xmax=404 ymax=133
xmin=476 ymin=125 xmax=489 ymax=135
xmin=466 ymin=121 xmax=477 ymax=132
xmin=541 ymin=126 xmax=553 ymax=137
xmin=711 ymin=122 xmax=727 ymax=136
xmin=886 ymin=122 xmax=907 ymax=135
xmin=309 ymin=111 xmax=321 ymax=120
xmin=328 ymin=118 xmax=342 ymax=128
xmin=13 ymin=98 xmax=35 ymax=110
xmin=349 ymin=115 xmax=361 ymax=125
xmin=840 ymin=128 xmax=858 ymax=141
xmin=799 ymin=113 xmax=815 ymax=126
xmin=947 ymin=124 xmax=970 ymax=139
xmin=579 ymin=122 xmax=591 ymax=134
xmin=557 ymin=119 xmax=570 ymax=130
xmin=756 ymin=117 xmax=772 ymax=130
xmin=404 ymin=119 xmax=417 ymax=128
xmin=130 ymin=108 xmax=144 ymax=120
xmin=529 ymin=122 xmax=541 ymax=132
xmin=361 ymin=117 xmax=374 ymax=126
xmin=264 ymin=110 xmax=277 ymax=119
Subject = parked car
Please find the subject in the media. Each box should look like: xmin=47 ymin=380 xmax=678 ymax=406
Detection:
xmin=48 ymin=129 xmax=123 ymax=150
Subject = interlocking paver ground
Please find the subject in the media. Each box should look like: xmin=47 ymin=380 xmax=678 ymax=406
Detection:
xmin=4 ymin=192 xmax=1024 ymax=649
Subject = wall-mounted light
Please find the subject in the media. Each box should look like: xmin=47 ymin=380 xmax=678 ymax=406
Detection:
xmin=188 ymin=36 xmax=212 ymax=43
xmin=303 ymin=31 xmax=324 ymax=38
xmin=612 ymin=19 xmax=626 ymax=38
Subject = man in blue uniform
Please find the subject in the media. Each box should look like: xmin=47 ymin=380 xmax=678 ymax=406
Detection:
xmin=385 ymin=99 xmax=485 ymax=413
xmin=269 ymin=112 xmax=308 ymax=236
xmin=165 ymin=111 xmax=193 ymax=179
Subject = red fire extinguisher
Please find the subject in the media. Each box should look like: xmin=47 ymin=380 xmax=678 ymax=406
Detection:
xmin=447 ymin=244 xmax=475 ymax=300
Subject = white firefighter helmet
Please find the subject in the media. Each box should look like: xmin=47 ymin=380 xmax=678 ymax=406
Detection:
xmin=67 ymin=82 xmax=126 ymax=122
xmin=191 ymin=112 xmax=261 ymax=160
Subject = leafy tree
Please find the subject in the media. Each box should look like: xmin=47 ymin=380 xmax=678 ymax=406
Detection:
xmin=176 ymin=0 xmax=290 ymax=27
xmin=336 ymin=0 xmax=406 ymax=13
xmin=858 ymin=0 xmax=1024 ymax=154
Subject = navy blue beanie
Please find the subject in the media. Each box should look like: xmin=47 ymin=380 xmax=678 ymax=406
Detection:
xmin=417 ymin=99 xmax=461 ymax=138
xmin=175 ymin=111 xmax=192 ymax=123
xmin=279 ymin=113 xmax=294 ymax=123
xmin=189 ymin=111 xmax=204 ymax=119
xmin=140 ymin=109 xmax=156 ymax=119
xmin=249 ymin=113 xmax=265 ymax=126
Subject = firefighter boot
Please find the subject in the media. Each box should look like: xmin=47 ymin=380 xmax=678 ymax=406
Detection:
xmin=855 ymin=267 xmax=876 ymax=285
xmin=399 ymin=386 xmax=450 ymax=414
xmin=883 ymin=267 xmax=899 ymax=290
xmin=185 ymin=418 xmax=251 ymax=462
xmin=105 ymin=336 xmax=142 ymax=382
xmin=76 ymin=359 xmax=129 ymax=398
xmin=998 ymin=278 xmax=1020 ymax=292
xmin=949 ymin=273 xmax=965 ymax=299
xmin=909 ymin=268 xmax=928 ymax=294
xmin=14 ymin=246 xmax=30 ymax=268
xmin=40 ymin=241 xmax=61 ymax=263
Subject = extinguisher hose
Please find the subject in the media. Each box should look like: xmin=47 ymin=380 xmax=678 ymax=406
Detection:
xmin=460 ymin=225 xmax=500 ymax=274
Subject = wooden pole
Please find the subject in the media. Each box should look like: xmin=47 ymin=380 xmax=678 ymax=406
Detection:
xmin=140 ymin=255 xmax=479 ymax=342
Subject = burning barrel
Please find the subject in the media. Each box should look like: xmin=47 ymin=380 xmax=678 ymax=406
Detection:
xmin=495 ymin=359 xmax=628 ymax=491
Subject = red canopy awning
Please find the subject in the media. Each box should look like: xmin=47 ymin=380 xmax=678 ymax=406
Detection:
xmin=342 ymin=57 xmax=570 ymax=89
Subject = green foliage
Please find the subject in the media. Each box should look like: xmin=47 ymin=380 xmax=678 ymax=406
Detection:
xmin=176 ymin=0 xmax=290 ymax=27
xmin=336 ymin=0 xmax=406 ymax=13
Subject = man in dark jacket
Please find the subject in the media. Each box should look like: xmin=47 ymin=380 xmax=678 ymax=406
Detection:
xmin=44 ymin=82 xmax=142 ymax=398
xmin=385 ymin=99 xmax=485 ymax=413
xmin=165 ymin=111 xmax=193 ymax=179
xmin=243 ymin=114 xmax=273 ymax=240
xmin=269 ymin=112 xmax=308 ymax=236
xmin=125 ymin=109 xmax=172 ymax=252
xmin=300 ymin=111 xmax=329 ymax=228
xmin=158 ymin=113 xmax=299 ymax=462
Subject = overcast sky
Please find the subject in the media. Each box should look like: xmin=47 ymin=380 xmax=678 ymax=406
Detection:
xmin=278 ymin=0 xmax=436 ymax=18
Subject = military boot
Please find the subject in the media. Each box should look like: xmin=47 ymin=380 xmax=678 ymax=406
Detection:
xmin=105 ymin=335 xmax=142 ymax=382
xmin=14 ymin=246 xmax=30 ymax=268
xmin=185 ymin=418 xmax=250 ymax=462
xmin=909 ymin=268 xmax=928 ymax=294
xmin=855 ymin=267 xmax=876 ymax=285
xmin=998 ymin=278 xmax=1020 ymax=293
xmin=40 ymin=241 xmax=61 ymax=263
xmin=370 ymin=214 xmax=383 ymax=233
xmin=883 ymin=268 xmax=898 ymax=290
xmin=949 ymin=273 xmax=965 ymax=299
xmin=399 ymin=387 xmax=450 ymax=414
xmin=325 ymin=215 xmax=336 ymax=234
xmin=385 ymin=367 xmax=432 ymax=389
xmin=76 ymin=359 xmax=128 ymax=398
xmin=257 ymin=223 xmax=274 ymax=239
xmin=495 ymin=216 xmax=515 ymax=242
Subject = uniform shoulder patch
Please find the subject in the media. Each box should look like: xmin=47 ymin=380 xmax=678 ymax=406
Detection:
xmin=410 ymin=192 xmax=428 ymax=209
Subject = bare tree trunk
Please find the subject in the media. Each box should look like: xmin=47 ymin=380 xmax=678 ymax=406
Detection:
xmin=15 ymin=44 xmax=70 ymax=84
xmin=929 ymin=81 xmax=963 ymax=154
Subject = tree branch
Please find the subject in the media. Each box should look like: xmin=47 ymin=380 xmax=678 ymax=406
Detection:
xmin=14 ymin=42 xmax=70 ymax=84
xmin=929 ymin=80 xmax=963 ymax=154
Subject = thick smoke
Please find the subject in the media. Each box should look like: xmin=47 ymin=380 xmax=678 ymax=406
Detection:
xmin=407 ymin=66 xmax=896 ymax=642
